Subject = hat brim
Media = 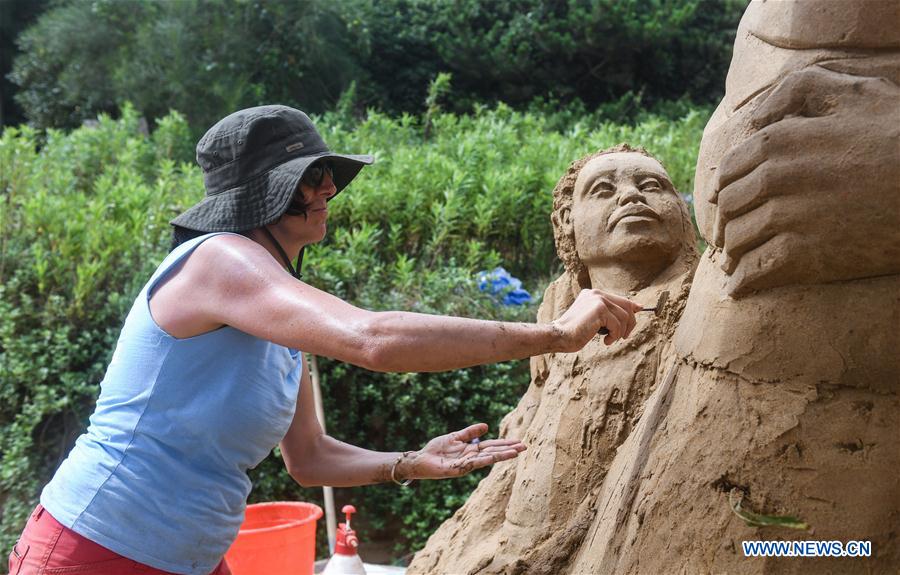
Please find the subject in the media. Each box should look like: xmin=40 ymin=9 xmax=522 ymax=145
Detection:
xmin=170 ymin=152 xmax=374 ymax=232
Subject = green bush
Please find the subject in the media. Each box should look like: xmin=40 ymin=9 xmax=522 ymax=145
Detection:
xmin=10 ymin=0 xmax=362 ymax=132
xmin=0 ymin=104 xmax=200 ymax=551
xmin=351 ymin=0 xmax=744 ymax=115
xmin=0 ymin=102 xmax=707 ymax=557
xmin=9 ymin=0 xmax=741 ymax=131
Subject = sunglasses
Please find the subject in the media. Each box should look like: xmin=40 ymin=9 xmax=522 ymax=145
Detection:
xmin=300 ymin=160 xmax=334 ymax=189
xmin=285 ymin=161 xmax=334 ymax=216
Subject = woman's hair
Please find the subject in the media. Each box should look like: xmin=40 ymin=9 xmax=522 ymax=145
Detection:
xmin=171 ymin=226 xmax=209 ymax=250
xmin=549 ymin=143 xmax=697 ymax=286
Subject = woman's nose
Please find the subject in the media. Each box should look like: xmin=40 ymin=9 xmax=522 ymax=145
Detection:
xmin=319 ymin=172 xmax=337 ymax=198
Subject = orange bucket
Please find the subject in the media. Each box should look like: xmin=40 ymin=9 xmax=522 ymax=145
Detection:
xmin=225 ymin=501 xmax=323 ymax=575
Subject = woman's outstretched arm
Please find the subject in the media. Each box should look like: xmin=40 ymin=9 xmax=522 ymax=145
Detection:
xmin=152 ymin=234 xmax=640 ymax=373
xmin=280 ymin=356 xmax=525 ymax=487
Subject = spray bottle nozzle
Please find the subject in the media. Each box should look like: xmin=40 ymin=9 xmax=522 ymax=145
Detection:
xmin=342 ymin=505 xmax=356 ymax=529
xmin=325 ymin=504 xmax=367 ymax=573
xmin=333 ymin=504 xmax=361 ymax=558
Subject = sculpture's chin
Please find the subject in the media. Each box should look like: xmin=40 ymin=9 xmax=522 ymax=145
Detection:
xmin=602 ymin=232 xmax=678 ymax=263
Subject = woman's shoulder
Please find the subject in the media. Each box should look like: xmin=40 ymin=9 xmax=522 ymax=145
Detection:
xmin=188 ymin=232 xmax=270 ymax=268
xmin=149 ymin=232 xmax=285 ymax=338
xmin=180 ymin=232 xmax=291 ymax=294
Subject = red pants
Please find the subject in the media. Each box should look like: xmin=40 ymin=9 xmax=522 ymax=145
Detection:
xmin=8 ymin=505 xmax=231 ymax=575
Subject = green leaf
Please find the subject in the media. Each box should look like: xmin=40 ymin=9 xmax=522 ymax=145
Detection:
xmin=729 ymin=489 xmax=810 ymax=531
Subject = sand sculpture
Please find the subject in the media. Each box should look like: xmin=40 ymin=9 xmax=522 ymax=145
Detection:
xmin=562 ymin=2 xmax=900 ymax=573
xmin=412 ymin=1 xmax=900 ymax=573
xmin=408 ymin=144 xmax=699 ymax=574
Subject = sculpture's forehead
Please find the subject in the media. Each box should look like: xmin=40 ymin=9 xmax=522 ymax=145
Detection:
xmin=577 ymin=153 xmax=669 ymax=185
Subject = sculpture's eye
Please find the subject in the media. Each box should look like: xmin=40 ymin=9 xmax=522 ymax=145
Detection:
xmin=589 ymin=180 xmax=616 ymax=197
xmin=639 ymin=178 xmax=663 ymax=192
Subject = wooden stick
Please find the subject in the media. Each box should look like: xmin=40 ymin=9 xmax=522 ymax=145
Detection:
xmin=308 ymin=353 xmax=337 ymax=554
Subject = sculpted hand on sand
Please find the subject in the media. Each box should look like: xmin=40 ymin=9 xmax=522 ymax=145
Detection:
xmin=699 ymin=65 xmax=900 ymax=296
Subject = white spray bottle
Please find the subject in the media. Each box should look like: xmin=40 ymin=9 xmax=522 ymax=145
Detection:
xmin=323 ymin=504 xmax=367 ymax=575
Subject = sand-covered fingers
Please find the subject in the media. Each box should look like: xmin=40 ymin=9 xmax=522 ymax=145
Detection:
xmin=413 ymin=424 xmax=528 ymax=479
xmin=449 ymin=444 xmax=526 ymax=476
xmin=460 ymin=437 xmax=526 ymax=461
xmin=474 ymin=438 xmax=526 ymax=451
xmin=593 ymin=290 xmax=640 ymax=344
xmin=450 ymin=422 xmax=489 ymax=444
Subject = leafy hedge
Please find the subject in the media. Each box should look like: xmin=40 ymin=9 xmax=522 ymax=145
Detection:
xmin=0 ymin=102 xmax=706 ymax=558
xmin=8 ymin=0 xmax=741 ymax=131
xmin=0 ymin=106 xmax=195 ymax=552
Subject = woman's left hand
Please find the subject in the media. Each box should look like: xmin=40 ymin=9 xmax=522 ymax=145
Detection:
xmin=400 ymin=423 xmax=526 ymax=480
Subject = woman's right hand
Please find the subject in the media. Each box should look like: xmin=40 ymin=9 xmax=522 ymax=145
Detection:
xmin=551 ymin=289 xmax=641 ymax=349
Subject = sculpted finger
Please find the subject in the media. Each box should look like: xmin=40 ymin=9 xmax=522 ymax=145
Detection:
xmin=721 ymin=199 xmax=787 ymax=275
xmin=451 ymin=423 xmax=488 ymax=444
xmin=714 ymin=163 xmax=771 ymax=249
xmin=751 ymin=68 xmax=819 ymax=129
xmin=725 ymin=233 xmax=804 ymax=297
xmin=713 ymin=118 xmax=811 ymax=249
xmin=712 ymin=118 xmax=821 ymax=248
xmin=715 ymin=127 xmax=771 ymax=196
xmin=751 ymin=66 xmax=855 ymax=128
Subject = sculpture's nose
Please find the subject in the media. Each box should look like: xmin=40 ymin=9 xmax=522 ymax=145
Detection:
xmin=617 ymin=184 xmax=646 ymax=205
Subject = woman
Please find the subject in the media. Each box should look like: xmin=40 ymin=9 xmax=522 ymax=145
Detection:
xmin=9 ymin=105 xmax=640 ymax=575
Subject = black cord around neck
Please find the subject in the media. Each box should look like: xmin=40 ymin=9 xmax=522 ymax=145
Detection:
xmin=262 ymin=227 xmax=302 ymax=279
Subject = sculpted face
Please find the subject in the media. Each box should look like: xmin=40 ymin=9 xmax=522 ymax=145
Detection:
xmin=572 ymin=152 xmax=683 ymax=267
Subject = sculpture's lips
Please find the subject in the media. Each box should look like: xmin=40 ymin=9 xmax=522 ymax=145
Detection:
xmin=608 ymin=204 xmax=660 ymax=230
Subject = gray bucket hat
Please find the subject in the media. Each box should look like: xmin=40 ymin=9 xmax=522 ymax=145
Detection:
xmin=171 ymin=105 xmax=373 ymax=232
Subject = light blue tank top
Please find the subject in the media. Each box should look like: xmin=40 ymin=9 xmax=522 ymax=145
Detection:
xmin=41 ymin=232 xmax=303 ymax=575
